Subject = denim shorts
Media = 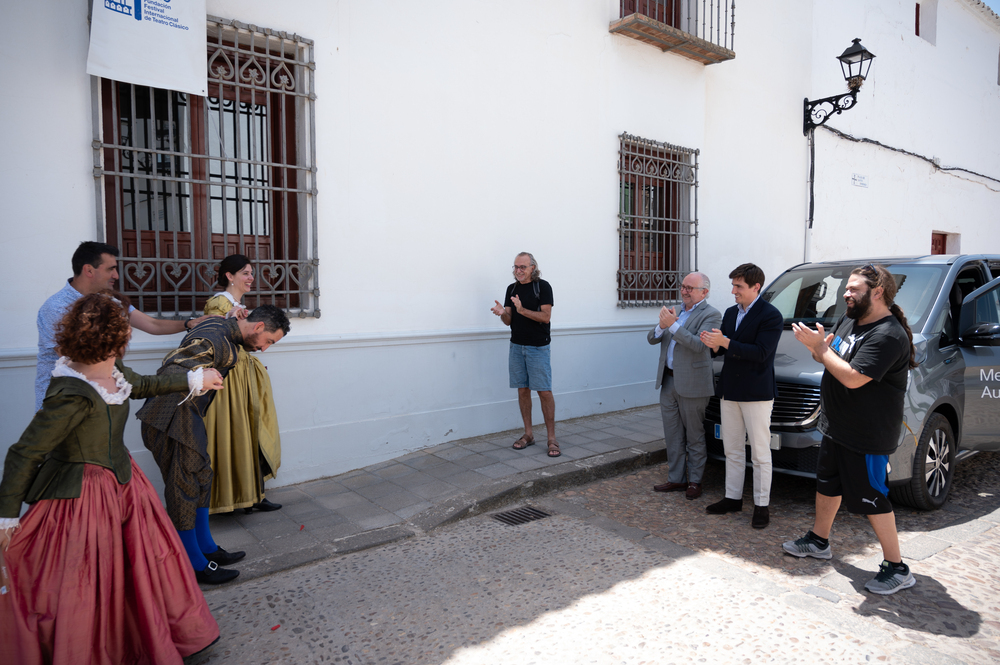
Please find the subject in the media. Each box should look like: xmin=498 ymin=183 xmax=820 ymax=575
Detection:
xmin=508 ymin=342 xmax=552 ymax=391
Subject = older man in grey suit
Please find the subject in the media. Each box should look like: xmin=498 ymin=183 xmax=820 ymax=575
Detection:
xmin=647 ymin=271 xmax=722 ymax=499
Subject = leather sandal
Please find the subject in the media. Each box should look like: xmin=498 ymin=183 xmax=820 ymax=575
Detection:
xmin=513 ymin=434 xmax=535 ymax=450
xmin=547 ymin=440 xmax=561 ymax=457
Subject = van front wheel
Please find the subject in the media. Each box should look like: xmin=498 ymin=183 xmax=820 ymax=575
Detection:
xmin=890 ymin=414 xmax=956 ymax=511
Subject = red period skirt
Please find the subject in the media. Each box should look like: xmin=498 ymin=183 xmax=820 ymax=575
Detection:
xmin=0 ymin=459 xmax=219 ymax=665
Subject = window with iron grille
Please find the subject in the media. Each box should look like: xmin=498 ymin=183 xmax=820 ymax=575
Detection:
xmin=617 ymin=133 xmax=698 ymax=306
xmin=94 ymin=17 xmax=319 ymax=318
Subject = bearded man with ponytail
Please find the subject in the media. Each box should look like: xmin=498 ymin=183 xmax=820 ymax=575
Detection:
xmin=784 ymin=263 xmax=920 ymax=595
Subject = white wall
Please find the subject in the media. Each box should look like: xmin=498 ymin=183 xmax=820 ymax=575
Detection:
xmin=0 ymin=1 xmax=707 ymax=485
xmin=1 ymin=0 xmax=997 ymax=489
xmin=806 ymin=0 xmax=1000 ymax=259
xmin=701 ymin=0 xmax=816 ymax=288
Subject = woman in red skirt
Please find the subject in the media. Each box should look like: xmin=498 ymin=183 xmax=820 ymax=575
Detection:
xmin=0 ymin=292 xmax=224 ymax=665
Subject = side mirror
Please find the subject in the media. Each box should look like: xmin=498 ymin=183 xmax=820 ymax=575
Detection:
xmin=959 ymin=322 xmax=1000 ymax=347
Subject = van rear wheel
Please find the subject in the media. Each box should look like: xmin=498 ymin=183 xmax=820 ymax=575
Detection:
xmin=890 ymin=414 xmax=956 ymax=511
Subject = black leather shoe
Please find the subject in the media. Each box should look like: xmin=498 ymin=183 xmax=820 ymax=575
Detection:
xmin=204 ymin=546 xmax=246 ymax=566
xmin=250 ymin=497 xmax=282 ymax=512
xmin=752 ymin=505 xmax=770 ymax=529
xmin=653 ymin=482 xmax=688 ymax=493
xmin=706 ymin=497 xmax=744 ymax=514
xmin=195 ymin=561 xmax=240 ymax=585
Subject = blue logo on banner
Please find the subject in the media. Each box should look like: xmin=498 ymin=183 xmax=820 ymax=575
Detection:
xmin=105 ymin=0 xmax=142 ymax=21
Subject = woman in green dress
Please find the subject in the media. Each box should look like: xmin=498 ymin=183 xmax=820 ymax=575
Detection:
xmin=203 ymin=254 xmax=283 ymax=513
xmin=0 ymin=292 xmax=225 ymax=664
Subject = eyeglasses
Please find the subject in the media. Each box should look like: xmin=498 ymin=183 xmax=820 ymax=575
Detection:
xmin=680 ymin=285 xmax=705 ymax=292
xmin=513 ymin=265 xmax=531 ymax=271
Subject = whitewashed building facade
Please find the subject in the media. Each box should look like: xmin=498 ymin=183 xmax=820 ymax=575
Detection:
xmin=1 ymin=0 xmax=997 ymax=494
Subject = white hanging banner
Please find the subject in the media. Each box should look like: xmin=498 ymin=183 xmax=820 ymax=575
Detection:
xmin=87 ymin=0 xmax=207 ymax=96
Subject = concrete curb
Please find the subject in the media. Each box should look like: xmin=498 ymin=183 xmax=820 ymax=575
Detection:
xmin=407 ymin=441 xmax=665 ymax=533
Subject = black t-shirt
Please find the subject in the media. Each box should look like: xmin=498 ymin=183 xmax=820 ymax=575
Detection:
xmin=504 ymin=279 xmax=553 ymax=347
xmin=818 ymin=314 xmax=912 ymax=454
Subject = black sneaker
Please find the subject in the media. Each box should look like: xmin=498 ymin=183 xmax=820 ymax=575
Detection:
xmin=864 ymin=560 xmax=916 ymax=595
xmin=782 ymin=533 xmax=832 ymax=559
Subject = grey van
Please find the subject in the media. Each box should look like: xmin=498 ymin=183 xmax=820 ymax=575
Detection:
xmin=703 ymin=254 xmax=1000 ymax=510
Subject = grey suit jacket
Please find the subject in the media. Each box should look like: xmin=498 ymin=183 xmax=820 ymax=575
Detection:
xmin=647 ymin=300 xmax=723 ymax=398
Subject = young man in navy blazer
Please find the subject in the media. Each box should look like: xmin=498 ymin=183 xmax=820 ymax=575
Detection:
xmin=700 ymin=263 xmax=783 ymax=528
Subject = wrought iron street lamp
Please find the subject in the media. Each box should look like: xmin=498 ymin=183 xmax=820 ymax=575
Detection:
xmin=803 ymin=38 xmax=876 ymax=135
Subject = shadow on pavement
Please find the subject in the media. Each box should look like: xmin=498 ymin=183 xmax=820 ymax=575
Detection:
xmin=837 ymin=561 xmax=983 ymax=639
xmin=559 ymin=451 xmax=1000 ymax=643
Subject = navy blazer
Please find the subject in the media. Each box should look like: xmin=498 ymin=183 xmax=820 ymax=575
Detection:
xmin=713 ymin=298 xmax=783 ymax=402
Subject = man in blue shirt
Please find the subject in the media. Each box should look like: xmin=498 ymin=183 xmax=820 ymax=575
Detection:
xmin=36 ymin=242 xmax=210 ymax=410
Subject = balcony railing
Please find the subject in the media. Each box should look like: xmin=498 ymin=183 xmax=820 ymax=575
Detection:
xmin=611 ymin=0 xmax=736 ymax=65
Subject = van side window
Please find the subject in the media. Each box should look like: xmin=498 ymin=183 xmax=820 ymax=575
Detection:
xmin=941 ymin=267 xmax=987 ymax=348
xmin=936 ymin=307 xmax=956 ymax=348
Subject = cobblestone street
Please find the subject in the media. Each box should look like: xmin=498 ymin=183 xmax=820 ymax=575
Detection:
xmin=558 ymin=451 xmax=1000 ymax=663
xmin=189 ymin=439 xmax=1000 ymax=665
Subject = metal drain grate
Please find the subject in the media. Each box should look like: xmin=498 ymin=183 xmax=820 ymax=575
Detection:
xmin=492 ymin=506 xmax=551 ymax=526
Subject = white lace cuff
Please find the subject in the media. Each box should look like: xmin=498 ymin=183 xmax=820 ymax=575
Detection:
xmin=178 ymin=368 xmax=208 ymax=405
xmin=0 ymin=517 xmax=19 ymax=531
xmin=188 ymin=368 xmax=206 ymax=394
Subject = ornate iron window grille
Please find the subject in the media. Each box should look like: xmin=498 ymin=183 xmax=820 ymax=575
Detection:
xmin=93 ymin=17 xmax=319 ymax=318
xmin=618 ymin=133 xmax=699 ymax=307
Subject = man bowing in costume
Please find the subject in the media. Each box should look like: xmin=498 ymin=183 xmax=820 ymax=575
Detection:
xmin=137 ymin=304 xmax=290 ymax=584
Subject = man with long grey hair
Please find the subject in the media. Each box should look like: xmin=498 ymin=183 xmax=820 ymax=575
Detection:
xmin=491 ymin=252 xmax=559 ymax=457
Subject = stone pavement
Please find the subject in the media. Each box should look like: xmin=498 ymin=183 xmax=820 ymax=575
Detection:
xmin=208 ymin=405 xmax=668 ymax=583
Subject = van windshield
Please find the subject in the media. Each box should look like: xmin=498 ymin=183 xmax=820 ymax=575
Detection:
xmin=762 ymin=264 xmax=946 ymax=330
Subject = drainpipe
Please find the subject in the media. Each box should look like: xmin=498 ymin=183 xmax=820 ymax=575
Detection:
xmin=804 ymin=126 xmax=815 ymax=263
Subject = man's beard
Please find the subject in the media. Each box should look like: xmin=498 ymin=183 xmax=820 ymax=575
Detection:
xmin=241 ymin=334 xmax=259 ymax=352
xmin=845 ymin=290 xmax=872 ymax=320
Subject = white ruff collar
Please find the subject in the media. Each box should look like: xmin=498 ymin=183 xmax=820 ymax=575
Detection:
xmin=218 ymin=291 xmax=248 ymax=317
xmin=220 ymin=291 xmax=240 ymax=306
xmin=52 ymin=357 xmax=132 ymax=405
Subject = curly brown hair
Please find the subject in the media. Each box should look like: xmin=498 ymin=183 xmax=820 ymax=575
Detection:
xmin=55 ymin=291 xmax=132 ymax=364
